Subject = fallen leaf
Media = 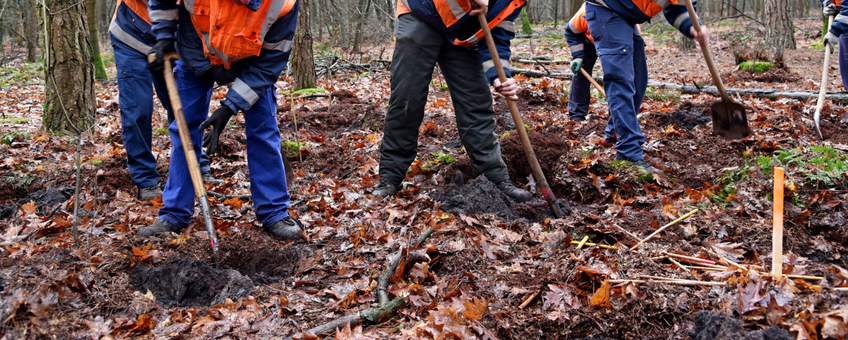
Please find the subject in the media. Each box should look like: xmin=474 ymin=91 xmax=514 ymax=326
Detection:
xmin=461 ymin=296 xmax=488 ymax=321
xmin=590 ymin=279 xmax=611 ymax=308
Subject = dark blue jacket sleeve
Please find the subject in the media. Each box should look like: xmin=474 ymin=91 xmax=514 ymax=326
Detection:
xmin=223 ymin=0 xmax=299 ymax=112
xmin=149 ymin=0 xmax=179 ymax=41
xmin=822 ymin=0 xmax=835 ymax=6
xmin=830 ymin=3 xmax=848 ymax=36
xmin=479 ymin=9 xmax=521 ymax=86
xmin=663 ymin=1 xmax=698 ymax=39
xmin=564 ymin=25 xmax=588 ymax=60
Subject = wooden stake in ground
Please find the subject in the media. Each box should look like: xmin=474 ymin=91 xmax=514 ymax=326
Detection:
xmin=772 ymin=167 xmax=785 ymax=279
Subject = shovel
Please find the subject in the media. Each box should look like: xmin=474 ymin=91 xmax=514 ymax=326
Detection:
xmin=580 ymin=68 xmax=606 ymax=98
xmin=477 ymin=13 xmax=567 ymax=218
xmin=683 ymin=0 xmax=750 ymax=140
xmin=815 ymin=16 xmax=835 ymax=140
xmin=149 ymin=52 xmax=221 ymax=262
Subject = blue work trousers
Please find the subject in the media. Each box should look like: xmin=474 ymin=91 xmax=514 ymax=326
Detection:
xmin=585 ymin=4 xmax=648 ymax=161
xmin=111 ymin=37 xmax=209 ymax=189
xmin=568 ymin=42 xmax=616 ymax=141
xmin=158 ymin=60 xmax=290 ymax=229
xmin=840 ymin=33 xmax=848 ymax=90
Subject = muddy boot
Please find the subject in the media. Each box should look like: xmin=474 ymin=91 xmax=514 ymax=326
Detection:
xmin=496 ymin=180 xmax=531 ymax=203
xmin=138 ymin=219 xmax=181 ymax=237
xmin=372 ymin=182 xmax=397 ymax=198
xmin=633 ymin=159 xmax=664 ymax=174
xmin=138 ymin=185 xmax=162 ymax=201
xmin=267 ymin=216 xmax=304 ymax=241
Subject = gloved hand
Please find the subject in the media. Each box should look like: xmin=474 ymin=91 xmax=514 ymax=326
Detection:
xmin=825 ymin=32 xmax=839 ymax=54
xmin=570 ymin=58 xmax=583 ymax=74
xmin=824 ymin=3 xmax=839 ymax=17
xmin=199 ymin=105 xmax=235 ymax=156
xmin=148 ymin=38 xmax=176 ymax=72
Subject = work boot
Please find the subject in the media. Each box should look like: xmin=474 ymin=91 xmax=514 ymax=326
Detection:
xmin=202 ymin=171 xmax=217 ymax=184
xmin=267 ymin=216 xmax=304 ymax=241
xmin=138 ymin=219 xmax=181 ymax=237
xmin=138 ymin=185 xmax=162 ymax=201
xmin=496 ymin=180 xmax=532 ymax=203
xmin=372 ymin=182 xmax=397 ymax=198
xmin=632 ymin=159 xmax=665 ymax=174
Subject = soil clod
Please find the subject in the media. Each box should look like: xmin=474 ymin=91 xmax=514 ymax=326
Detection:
xmin=689 ymin=311 xmax=793 ymax=340
xmin=131 ymin=257 xmax=254 ymax=307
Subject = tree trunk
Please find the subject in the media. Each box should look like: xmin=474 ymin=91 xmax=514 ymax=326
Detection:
xmin=352 ymin=0 xmax=370 ymax=52
xmin=314 ymin=0 xmax=322 ymax=42
xmin=86 ymin=0 xmax=107 ymax=79
xmin=25 ymin=0 xmax=38 ymax=62
xmin=40 ymin=0 xmax=96 ymax=133
xmin=764 ymin=0 xmax=796 ymax=63
xmin=292 ymin=0 xmax=315 ymax=90
xmin=520 ymin=7 xmax=531 ymax=34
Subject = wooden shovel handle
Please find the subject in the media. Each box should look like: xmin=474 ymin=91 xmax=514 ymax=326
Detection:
xmin=816 ymin=16 xmax=835 ymax=116
xmin=476 ymin=13 xmax=564 ymax=218
xmin=580 ymin=68 xmax=605 ymax=98
xmin=682 ymin=0 xmax=730 ymax=102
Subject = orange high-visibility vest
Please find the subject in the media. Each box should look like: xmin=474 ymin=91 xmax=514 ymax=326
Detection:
xmin=632 ymin=0 xmax=679 ymax=20
xmin=184 ymin=0 xmax=297 ymax=68
xmin=568 ymin=4 xmax=594 ymax=44
xmin=112 ymin=0 xmax=151 ymax=24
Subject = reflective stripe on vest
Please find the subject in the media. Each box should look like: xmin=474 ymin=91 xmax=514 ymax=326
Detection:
xmin=436 ymin=0 xmax=471 ymax=27
xmin=452 ymin=0 xmax=525 ymax=47
xmin=110 ymin=20 xmax=153 ymax=55
xmin=837 ymin=13 xmax=848 ymax=25
xmin=186 ymin=0 xmax=297 ymax=67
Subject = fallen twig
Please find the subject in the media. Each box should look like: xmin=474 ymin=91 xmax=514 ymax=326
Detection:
xmin=519 ymin=289 xmax=541 ymax=309
xmin=669 ymin=258 xmax=690 ymax=273
xmin=631 ymin=208 xmax=699 ymax=250
xmin=569 ymin=240 xmax=617 ymax=250
xmin=637 ymin=275 xmax=727 ymax=286
xmin=207 ymin=191 xmax=252 ymax=200
xmin=296 ymin=227 xmax=436 ymax=339
xmin=612 ymin=224 xmax=642 ymax=242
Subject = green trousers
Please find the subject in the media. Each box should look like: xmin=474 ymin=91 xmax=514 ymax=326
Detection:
xmin=378 ymin=13 xmax=510 ymax=187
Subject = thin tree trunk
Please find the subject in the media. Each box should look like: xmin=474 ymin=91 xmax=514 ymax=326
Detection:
xmin=86 ymin=0 xmax=107 ymax=79
xmin=764 ymin=0 xmax=796 ymax=63
xmin=292 ymin=0 xmax=315 ymax=90
xmin=25 ymin=0 xmax=38 ymax=62
xmin=40 ymin=0 xmax=96 ymax=133
xmin=352 ymin=0 xmax=370 ymax=52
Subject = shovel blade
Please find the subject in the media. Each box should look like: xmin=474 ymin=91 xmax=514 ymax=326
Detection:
xmin=711 ymin=100 xmax=750 ymax=140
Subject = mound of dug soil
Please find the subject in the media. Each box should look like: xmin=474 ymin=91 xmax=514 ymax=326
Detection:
xmin=436 ymin=175 xmax=520 ymax=221
xmin=0 ymin=186 xmax=73 ymax=219
xmin=689 ymin=311 xmax=793 ymax=340
xmin=131 ymin=257 xmax=254 ymax=307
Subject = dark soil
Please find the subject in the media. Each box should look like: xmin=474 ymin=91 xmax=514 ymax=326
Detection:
xmin=174 ymin=228 xmax=305 ymax=285
xmin=0 ymin=186 xmax=72 ymax=218
xmin=434 ymin=175 xmax=521 ymax=221
xmin=664 ymin=102 xmax=713 ymax=131
xmin=131 ymin=257 xmax=254 ymax=307
xmin=500 ymin=128 xmax=568 ymax=186
xmin=689 ymin=311 xmax=793 ymax=340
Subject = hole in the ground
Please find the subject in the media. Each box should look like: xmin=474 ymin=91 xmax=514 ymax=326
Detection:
xmin=131 ymin=229 xmax=309 ymax=306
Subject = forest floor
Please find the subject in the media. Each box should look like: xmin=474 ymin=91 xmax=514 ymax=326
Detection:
xmin=1 ymin=18 xmax=847 ymax=339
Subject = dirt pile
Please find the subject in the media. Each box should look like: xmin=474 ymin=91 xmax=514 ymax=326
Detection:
xmin=131 ymin=257 xmax=254 ymax=307
xmin=689 ymin=311 xmax=793 ymax=340
xmin=0 ymin=186 xmax=72 ymax=218
xmin=435 ymin=175 xmax=521 ymax=221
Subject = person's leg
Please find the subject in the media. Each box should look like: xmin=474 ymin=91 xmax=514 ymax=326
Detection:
xmin=242 ymin=86 xmax=291 ymax=227
xmin=378 ymin=14 xmax=443 ymax=187
xmin=157 ymin=59 xmax=214 ymax=228
xmin=152 ymin=72 xmax=212 ymax=176
xmin=437 ymin=43 xmax=510 ymax=185
xmin=633 ymin=34 xmax=648 ymax=114
xmin=586 ymin=4 xmax=644 ymax=161
xmin=840 ymin=33 xmax=848 ymax=90
xmin=112 ymin=38 xmax=160 ymax=190
xmin=568 ymin=45 xmax=595 ymax=122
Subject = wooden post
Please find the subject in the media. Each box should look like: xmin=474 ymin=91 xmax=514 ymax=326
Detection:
xmin=772 ymin=167 xmax=784 ymax=278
